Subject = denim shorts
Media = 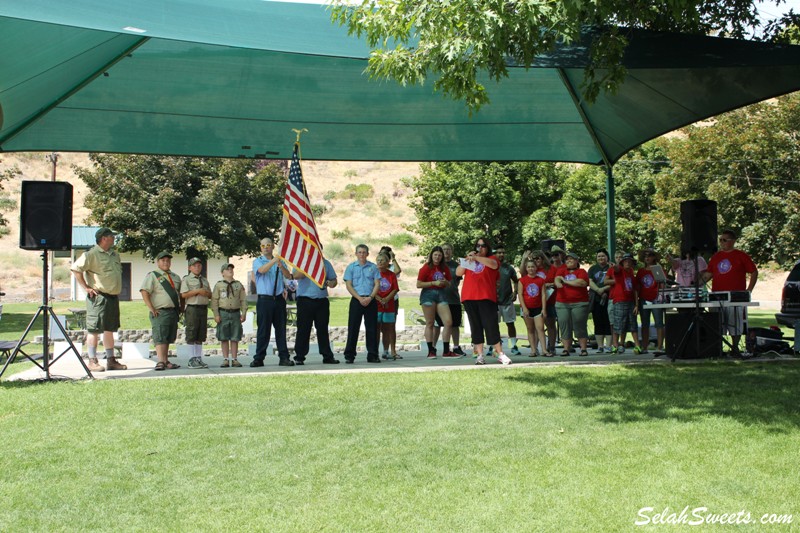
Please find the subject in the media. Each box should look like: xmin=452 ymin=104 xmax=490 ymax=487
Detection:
xmin=420 ymin=288 xmax=446 ymax=306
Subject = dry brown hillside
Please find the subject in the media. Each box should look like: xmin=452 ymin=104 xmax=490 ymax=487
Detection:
xmin=0 ymin=152 xmax=424 ymax=301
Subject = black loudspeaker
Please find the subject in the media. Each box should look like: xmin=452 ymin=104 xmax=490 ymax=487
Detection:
xmin=541 ymin=238 xmax=566 ymax=254
xmin=19 ymin=181 xmax=73 ymax=251
xmin=665 ymin=310 xmax=722 ymax=359
xmin=680 ymin=199 xmax=717 ymax=254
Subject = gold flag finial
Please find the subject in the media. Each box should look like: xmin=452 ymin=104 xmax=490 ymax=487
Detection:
xmin=292 ymin=128 xmax=308 ymax=143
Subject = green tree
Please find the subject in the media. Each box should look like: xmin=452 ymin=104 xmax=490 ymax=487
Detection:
xmin=74 ymin=155 xmax=286 ymax=259
xmin=331 ymin=0 xmax=783 ymax=112
xmin=657 ymin=93 xmax=800 ymax=267
xmin=0 ymin=159 xmax=19 ymax=236
xmin=403 ymin=161 xmax=563 ymax=259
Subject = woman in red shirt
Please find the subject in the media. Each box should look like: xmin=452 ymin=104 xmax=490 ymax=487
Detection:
xmin=417 ymin=246 xmax=454 ymax=358
xmin=554 ymin=252 xmax=591 ymax=356
xmin=518 ymin=258 xmax=550 ymax=357
xmin=636 ymin=248 xmax=665 ymax=354
xmin=455 ymin=237 xmax=511 ymax=365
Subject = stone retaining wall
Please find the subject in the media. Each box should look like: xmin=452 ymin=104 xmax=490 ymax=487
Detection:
xmin=39 ymin=325 xmax=433 ymax=352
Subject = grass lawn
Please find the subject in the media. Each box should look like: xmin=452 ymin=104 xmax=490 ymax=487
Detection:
xmin=1 ymin=363 xmax=799 ymax=530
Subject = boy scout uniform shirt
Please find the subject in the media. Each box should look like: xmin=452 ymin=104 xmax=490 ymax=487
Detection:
xmin=71 ymin=244 xmax=123 ymax=295
xmin=211 ymin=279 xmax=247 ymax=317
xmin=140 ymin=269 xmax=182 ymax=308
xmin=181 ymin=274 xmax=211 ymax=305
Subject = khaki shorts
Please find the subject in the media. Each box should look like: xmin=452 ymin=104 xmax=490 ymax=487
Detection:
xmin=86 ymin=293 xmax=120 ymax=333
xmin=150 ymin=308 xmax=179 ymax=345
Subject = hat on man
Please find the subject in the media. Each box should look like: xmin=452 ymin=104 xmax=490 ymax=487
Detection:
xmin=566 ymin=252 xmax=580 ymax=260
xmin=638 ymin=248 xmax=662 ymax=263
xmin=220 ymin=263 xmax=234 ymax=273
xmin=188 ymin=257 xmax=202 ymax=266
xmin=621 ymin=252 xmax=635 ymax=263
xmin=156 ymin=251 xmax=173 ymax=260
xmin=95 ymin=227 xmax=115 ymax=240
xmin=550 ymin=245 xmax=566 ymax=254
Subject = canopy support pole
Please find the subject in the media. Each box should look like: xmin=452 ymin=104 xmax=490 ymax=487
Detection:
xmin=0 ymin=35 xmax=149 ymax=147
xmin=605 ymin=165 xmax=616 ymax=258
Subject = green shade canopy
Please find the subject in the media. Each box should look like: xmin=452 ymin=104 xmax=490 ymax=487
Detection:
xmin=2 ymin=0 xmax=800 ymax=163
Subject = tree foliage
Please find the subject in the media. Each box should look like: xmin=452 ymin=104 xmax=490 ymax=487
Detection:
xmin=75 ymin=155 xmax=286 ymax=260
xmin=403 ymin=161 xmax=563 ymax=259
xmin=0 ymin=159 xmax=20 ymax=236
xmin=330 ymin=0 xmax=783 ymax=112
xmin=657 ymin=93 xmax=800 ymax=266
xmin=405 ymin=93 xmax=800 ymax=268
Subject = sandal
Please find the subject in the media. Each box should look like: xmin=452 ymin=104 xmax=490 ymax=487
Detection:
xmin=165 ymin=361 xmax=181 ymax=370
xmin=560 ymin=350 xmax=570 ymax=357
xmin=580 ymin=350 xmax=589 ymax=357
xmin=545 ymin=352 xmax=555 ymax=357
xmin=154 ymin=362 xmax=166 ymax=371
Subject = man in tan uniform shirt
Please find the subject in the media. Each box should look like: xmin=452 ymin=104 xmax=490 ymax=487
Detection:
xmin=70 ymin=227 xmax=126 ymax=372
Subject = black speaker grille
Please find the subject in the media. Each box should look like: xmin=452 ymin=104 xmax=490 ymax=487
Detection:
xmin=19 ymin=181 xmax=73 ymax=251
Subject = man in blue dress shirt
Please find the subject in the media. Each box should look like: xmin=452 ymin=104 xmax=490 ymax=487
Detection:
xmin=343 ymin=244 xmax=382 ymax=363
xmin=251 ymin=237 xmax=294 ymax=367
xmin=291 ymin=257 xmax=339 ymax=365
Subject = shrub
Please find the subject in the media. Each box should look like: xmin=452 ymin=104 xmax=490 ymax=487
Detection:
xmin=386 ymin=232 xmax=418 ymax=249
xmin=311 ymin=204 xmax=328 ymax=218
xmin=331 ymin=227 xmax=352 ymax=240
xmin=343 ymin=169 xmax=358 ymax=178
xmin=323 ymin=190 xmax=336 ymax=201
xmin=325 ymin=242 xmax=345 ymax=259
xmin=338 ymin=183 xmax=374 ymax=201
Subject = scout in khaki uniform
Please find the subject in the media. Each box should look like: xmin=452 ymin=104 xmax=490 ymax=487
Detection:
xmin=211 ymin=263 xmax=247 ymax=367
xmin=181 ymin=257 xmax=212 ymax=369
xmin=70 ymin=227 xmax=126 ymax=372
xmin=140 ymin=251 xmax=183 ymax=371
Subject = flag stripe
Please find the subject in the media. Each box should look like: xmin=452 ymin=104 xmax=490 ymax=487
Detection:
xmin=278 ymin=145 xmax=326 ymax=288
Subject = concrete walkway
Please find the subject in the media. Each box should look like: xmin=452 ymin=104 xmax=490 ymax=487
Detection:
xmin=6 ymin=345 xmax=797 ymax=382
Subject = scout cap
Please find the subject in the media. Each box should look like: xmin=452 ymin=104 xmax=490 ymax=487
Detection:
xmin=156 ymin=251 xmax=173 ymax=260
xmin=95 ymin=227 xmax=115 ymax=240
xmin=188 ymin=257 xmax=202 ymax=266
xmin=220 ymin=263 xmax=234 ymax=273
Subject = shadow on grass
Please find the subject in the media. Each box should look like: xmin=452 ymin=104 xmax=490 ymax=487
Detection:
xmin=506 ymin=362 xmax=800 ymax=431
xmin=0 ymin=312 xmax=45 ymax=337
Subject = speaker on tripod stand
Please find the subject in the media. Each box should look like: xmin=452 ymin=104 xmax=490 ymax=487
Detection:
xmin=1 ymin=181 xmax=92 ymax=381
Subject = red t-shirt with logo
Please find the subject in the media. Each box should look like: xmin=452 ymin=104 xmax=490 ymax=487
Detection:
xmin=707 ymin=249 xmax=757 ymax=292
xmin=417 ymin=262 xmax=452 ymax=289
xmin=636 ymin=267 xmax=659 ymax=302
xmin=520 ymin=275 xmax=546 ymax=310
xmin=606 ymin=266 xmax=637 ymax=303
xmin=554 ymin=266 xmax=590 ymax=304
xmin=377 ymin=270 xmax=399 ymax=312
xmin=461 ymin=256 xmax=499 ymax=302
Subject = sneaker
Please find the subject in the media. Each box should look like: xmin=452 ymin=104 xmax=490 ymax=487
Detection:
xmin=633 ymin=346 xmax=643 ymax=355
xmin=442 ymin=351 xmax=460 ymax=358
xmin=610 ymin=346 xmax=618 ymax=355
xmin=427 ymin=351 xmax=437 ymax=359
xmin=453 ymin=347 xmax=466 ymax=356
xmin=510 ymin=346 xmax=522 ymax=356
xmin=498 ymin=353 xmax=512 ymax=365
xmin=486 ymin=347 xmax=494 ymax=357
xmin=231 ymin=359 xmax=242 ymax=367
xmin=476 ymin=355 xmax=486 ymax=365
xmin=617 ymin=346 xmax=625 ymax=354
xmin=596 ymin=347 xmax=605 ymax=354
xmin=221 ymin=359 xmax=230 ymax=368
xmin=188 ymin=357 xmax=208 ymax=369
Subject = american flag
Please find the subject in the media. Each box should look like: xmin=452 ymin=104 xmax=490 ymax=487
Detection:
xmin=278 ymin=144 xmax=326 ymax=288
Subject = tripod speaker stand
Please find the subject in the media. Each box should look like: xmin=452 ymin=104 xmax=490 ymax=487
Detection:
xmin=0 ymin=250 xmax=93 ymax=381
